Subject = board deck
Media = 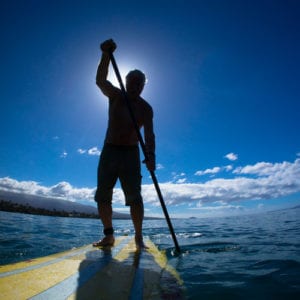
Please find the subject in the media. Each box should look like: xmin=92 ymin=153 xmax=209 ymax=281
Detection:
xmin=0 ymin=236 xmax=184 ymax=299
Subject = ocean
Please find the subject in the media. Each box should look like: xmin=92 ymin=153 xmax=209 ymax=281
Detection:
xmin=1 ymin=207 xmax=300 ymax=299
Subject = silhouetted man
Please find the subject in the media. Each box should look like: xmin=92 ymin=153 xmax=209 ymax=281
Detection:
xmin=93 ymin=39 xmax=155 ymax=249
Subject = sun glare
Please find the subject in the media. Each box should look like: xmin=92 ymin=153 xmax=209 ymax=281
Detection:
xmin=106 ymin=59 xmax=152 ymax=99
xmin=108 ymin=63 xmax=132 ymax=87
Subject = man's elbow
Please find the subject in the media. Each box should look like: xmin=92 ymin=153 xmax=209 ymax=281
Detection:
xmin=96 ymin=78 xmax=101 ymax=89
xmin=96 ymin=77 xmax=105 ymax=89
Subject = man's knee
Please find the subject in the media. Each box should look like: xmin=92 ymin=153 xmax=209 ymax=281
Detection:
xmin=94 ymin=188 xmax=113 ymax=204
xmin=125 ymin=194 xmax=143 ymax=206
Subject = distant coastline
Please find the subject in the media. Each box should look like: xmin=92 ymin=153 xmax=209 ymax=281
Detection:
xmin=0 ymin=190 xmax=164 ymax=220
xmin=0 ymin=199 xmax=99 ymax=219
xmin=0 ymin=199 xmax=163 ymax=220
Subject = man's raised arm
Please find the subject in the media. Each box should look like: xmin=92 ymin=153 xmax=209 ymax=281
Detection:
xmin=96 ymin=39 xmax=117 ymax=95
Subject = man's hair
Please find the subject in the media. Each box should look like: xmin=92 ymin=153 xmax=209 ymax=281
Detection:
xmin=126 ymin=69 xmax=146 ymax=85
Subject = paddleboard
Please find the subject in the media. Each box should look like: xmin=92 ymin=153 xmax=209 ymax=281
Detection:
xmin=0 ymin=236 xmax=184 ymax=299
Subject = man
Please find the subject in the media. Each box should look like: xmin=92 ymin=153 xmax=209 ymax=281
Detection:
xmin=93 ymin=39 xmax=156 ymax=249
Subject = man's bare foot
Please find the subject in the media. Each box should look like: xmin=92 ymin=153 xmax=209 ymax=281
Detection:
xmin=93 ymin=235 xmax=115 ymax=247
xmin=135 ymin=235 xmax=148 ymax=250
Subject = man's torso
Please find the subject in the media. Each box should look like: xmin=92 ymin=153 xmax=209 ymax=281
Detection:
xmin=104 ymin=90 xmax=151 ymax=146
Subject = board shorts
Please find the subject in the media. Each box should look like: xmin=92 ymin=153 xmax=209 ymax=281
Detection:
xmin=94 ymin=143 xmax=143 ymax=206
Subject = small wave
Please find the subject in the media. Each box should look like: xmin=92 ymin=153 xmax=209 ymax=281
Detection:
xmin=250 ymin=259 xmax=300 ymax=271
xmin=245 ymin=259 xmax=300 ymax=291
xmin=151 ymin=232 xmax=203 ymax=240
xmin=196 ymin=241 xmax=240 ymax=251
xmin=177 ymin=232 xmax=203 ymax=239
xmin=166 ymin=241 xmax=241 ymax=257
xmin=202 ymin=244 xmax=240 ymax=253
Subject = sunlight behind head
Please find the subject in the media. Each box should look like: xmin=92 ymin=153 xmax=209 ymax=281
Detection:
xmin=108 ymin=63 xmax=131 ymax=87
xmin=106 ymin=57 xmax=157 ymax=101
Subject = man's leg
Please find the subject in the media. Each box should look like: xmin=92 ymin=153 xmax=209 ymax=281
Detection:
xmin=92 ymin=201 xmax=115 ymax=246
xmin=130 ymin=201 xmax=143 ymax=237
xmin=98 ymin=201 xmax=113 ymax=229
xmin=121 ymin=146 xmax=146 ymax=248
xmin=93 ymin=144 xmax=117 ymax=247
xmin=130 ymin=201 xmax=147 ymax=249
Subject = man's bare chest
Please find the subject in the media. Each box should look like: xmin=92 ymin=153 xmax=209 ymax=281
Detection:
xmin=110 ymin=99 xmax=143 ymax=124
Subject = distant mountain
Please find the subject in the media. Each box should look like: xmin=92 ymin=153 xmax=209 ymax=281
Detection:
xmin=0 ymin=190 xmax=130 ymax=219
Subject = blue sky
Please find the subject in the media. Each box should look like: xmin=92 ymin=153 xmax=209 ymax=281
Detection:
xmin=1 ymin=0 xmax=300 ymax=218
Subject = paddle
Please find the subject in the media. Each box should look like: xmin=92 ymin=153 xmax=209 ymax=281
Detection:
xmin=108 ymin=51 xmax=181 ymax=253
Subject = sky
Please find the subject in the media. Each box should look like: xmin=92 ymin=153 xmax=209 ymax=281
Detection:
xmin=1 ymin=0 xmax=300 ymax=218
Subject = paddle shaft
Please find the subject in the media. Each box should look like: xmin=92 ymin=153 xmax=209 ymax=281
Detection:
xmin=109 ymin=52 xmax=181 ymax=253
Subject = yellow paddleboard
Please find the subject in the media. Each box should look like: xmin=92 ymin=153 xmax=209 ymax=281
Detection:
xmin=0 ymin=236 xmax=184 ymax=299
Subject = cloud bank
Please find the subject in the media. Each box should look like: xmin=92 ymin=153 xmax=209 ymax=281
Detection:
xmin=1 ymin=158 xmax=300 ymax=208
xmin=0 ymin=178 xmax=95 ymax=202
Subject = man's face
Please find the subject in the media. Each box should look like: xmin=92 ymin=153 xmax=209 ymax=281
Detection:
xmin=126 ymin=76 xmax=144 ymax=98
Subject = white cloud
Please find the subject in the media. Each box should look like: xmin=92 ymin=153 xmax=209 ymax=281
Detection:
xmin=195 ymin=166 xmax=221 ymax=176
xmin=60 ymin=151 xmax=68 ymax=158
xmin=77 ymin=147 xmax=101 ymax=156
xmin=88 ymin=147 xmax=101 ymax=156
xmin=233 ymin=160 xmax=300 ymax=178
xmin=150 ymin=158 xmax=300 ymax=206
xmin=156 ymin=163 xmax=164 ymax=170
xmin=1 ymin=158 xmax=300 ymax=210
xmin=225 ymin=152 xmax=238 ymax=161
xmin=49 ymin=181 xmax=73 ymax=196
xmin=0 ymin=177 xmax=95 ymax=202
xmin=77 ymin=148 xmax=86 ymax=154
xmin=171 ymin=172 xmax=186 ymax=182
xmin=225 ymin=165 xmax=233 ymax=171
xmin=0 ymin=177 xmax=47 ymax=195
xmin=176 ymin=178 xmax=187 ymax=184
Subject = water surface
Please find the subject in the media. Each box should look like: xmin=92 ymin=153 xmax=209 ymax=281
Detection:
xmin=1 ymin=207 xmax=299 ymax=299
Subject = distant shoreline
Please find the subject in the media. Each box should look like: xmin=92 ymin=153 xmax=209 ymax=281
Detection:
xmin=0 ymin=199 xmax=163 ymax=220
xmin=0 ymin=199 xmax=99 ymax=219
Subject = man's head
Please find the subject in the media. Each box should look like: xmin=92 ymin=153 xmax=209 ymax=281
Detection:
xmin=125 ymin=69 xmax=146 ymax=98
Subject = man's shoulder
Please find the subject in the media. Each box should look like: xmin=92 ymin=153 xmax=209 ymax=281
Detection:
xmin=100 ymin=80 xmax=121 ymax=98
xmin=139 ymin=97 xmax=153 ymax=111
